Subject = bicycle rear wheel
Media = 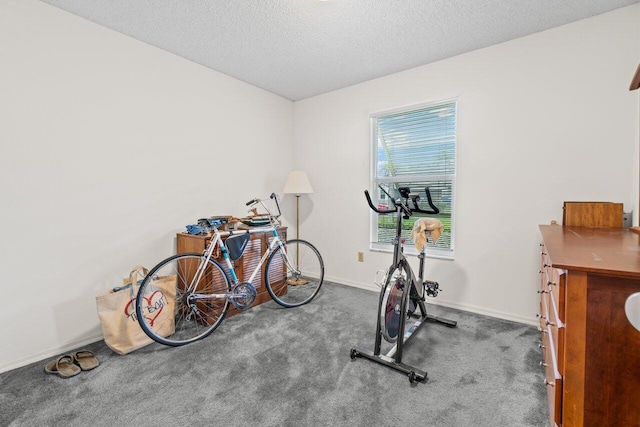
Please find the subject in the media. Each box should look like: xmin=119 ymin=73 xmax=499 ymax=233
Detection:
xmin=135 ymin=253 xmax=230 ymax=346
xmin=265 ymin=239 xmax=324 ymax=307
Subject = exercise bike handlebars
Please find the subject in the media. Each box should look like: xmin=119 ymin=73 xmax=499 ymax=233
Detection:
xmin=409 ymin=188 xmax=439 ymax=215
xmin=364 ymin=187 xmax=439 ymax=216
xmin=364 ymin=189 xmax=411 ymax=216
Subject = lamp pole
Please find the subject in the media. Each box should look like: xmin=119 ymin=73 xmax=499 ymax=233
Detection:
xmin=295 ymin=194 xmax=301 ymax=241
xmin=283 ymin=170 xmax=314 ymax=286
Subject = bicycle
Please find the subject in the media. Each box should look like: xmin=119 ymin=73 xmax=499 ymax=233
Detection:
xmin=135 ymin=193 xmax=324 ymax=346
xmin=350 ymin=185 xmax=457 ymax=383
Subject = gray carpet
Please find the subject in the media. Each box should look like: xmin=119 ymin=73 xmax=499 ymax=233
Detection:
xmin=0 ymin=282 xmax=548 ymax=426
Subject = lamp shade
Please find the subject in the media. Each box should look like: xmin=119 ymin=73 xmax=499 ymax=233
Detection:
xmin=283 ymin=170 xmax=314 ymax=195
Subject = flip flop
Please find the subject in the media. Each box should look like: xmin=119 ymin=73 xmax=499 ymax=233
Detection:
xmin=44 ymin=355 xmax=81 ymax=378
xmin=73 ymin=350 xmax=99 ymax=371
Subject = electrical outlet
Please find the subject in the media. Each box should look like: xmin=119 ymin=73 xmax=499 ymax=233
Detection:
xmin=358 ymin=252 xmax=364 ymax=262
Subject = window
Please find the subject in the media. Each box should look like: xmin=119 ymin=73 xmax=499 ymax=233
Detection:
xmin=370 ymin=100 xmax=456 ymax=258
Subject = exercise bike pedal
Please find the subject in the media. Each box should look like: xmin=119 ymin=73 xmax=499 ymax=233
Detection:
xmin=423 ymin=280 xmax=440 ymax=297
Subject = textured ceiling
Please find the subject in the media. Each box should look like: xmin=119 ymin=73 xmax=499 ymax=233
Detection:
xmin=40 ymin=0 xmax=640 ymax=101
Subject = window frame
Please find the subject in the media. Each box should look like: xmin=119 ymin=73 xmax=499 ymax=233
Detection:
xmin=369 ymin=98 xmax=457 ymax=260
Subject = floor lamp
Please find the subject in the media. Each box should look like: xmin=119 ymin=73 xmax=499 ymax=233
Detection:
xmin=283 ymin=170 xmax=314 ymax=285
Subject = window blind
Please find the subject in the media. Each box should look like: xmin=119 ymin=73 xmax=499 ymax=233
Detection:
xmin=372 ymin=100 xmax=456 ymax=255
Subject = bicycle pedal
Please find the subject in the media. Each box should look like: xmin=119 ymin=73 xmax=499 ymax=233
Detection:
xmin=423 ymin=280 xmax=440 ymax=297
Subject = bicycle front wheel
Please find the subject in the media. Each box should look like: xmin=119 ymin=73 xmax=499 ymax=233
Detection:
xmin=135 ymin=253 xmax=231 ymax=346
xmin=265 ymin=239 xmax=324 ymax=307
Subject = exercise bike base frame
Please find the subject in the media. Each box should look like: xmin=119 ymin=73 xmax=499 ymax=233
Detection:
xmin=350 ymin=348 xmax=428 ymax=382
xmin=351 ymin=306 xmax=457 ymax=382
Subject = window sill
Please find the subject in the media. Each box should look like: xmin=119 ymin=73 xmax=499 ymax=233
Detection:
xmin=369 ymin=243 xmax=454 ymax=260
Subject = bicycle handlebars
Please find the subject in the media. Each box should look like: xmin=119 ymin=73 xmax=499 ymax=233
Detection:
xmin=364 ymin=186 xmax=439 ymax=217
xmin=270 ymin=193 xmax=282 ymax=217
xmin=245 ymin=193 xmax=282 ymax=218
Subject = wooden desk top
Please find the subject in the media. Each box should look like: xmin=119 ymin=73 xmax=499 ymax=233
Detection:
xmin=539 ymin=225 xmax=640 ymax=279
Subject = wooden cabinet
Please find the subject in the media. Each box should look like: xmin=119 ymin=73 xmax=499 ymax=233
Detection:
xmin=176 ymin=226 xmax=287 ymax=317
xmin=539 ymin=225 xmax=640 ymax=426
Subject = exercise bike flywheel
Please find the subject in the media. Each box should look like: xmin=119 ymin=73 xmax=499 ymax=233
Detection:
xmin=380 ymin=275 xmax=416 ymax=343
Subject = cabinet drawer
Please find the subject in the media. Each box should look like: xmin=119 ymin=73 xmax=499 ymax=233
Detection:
xmin=540 ymin=246 xmax=551 ymax=281
xmin=539 ymin=245 xmax=552 ymax=324
xmin=540 ymin=253 xmax=560 ymax=323
xmin=548 ymin=285 xmax=565 ymax=376
xmin=548 ymin=267 xmax=565 ymax=325
xmin=542 ymin=323 xmax=563 ymax=427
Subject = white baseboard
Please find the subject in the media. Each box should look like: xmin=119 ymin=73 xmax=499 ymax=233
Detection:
xmin=0 ymin=333 xmax=103 ymax=374
xmin=325 ymin=275 xmax=538 ymax=327
xmin=427 ymin=299 xmax=538 ymax=326
xmin=326 ymin=275 xmax=380 ymax=293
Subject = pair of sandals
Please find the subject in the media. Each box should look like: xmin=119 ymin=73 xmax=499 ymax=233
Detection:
xmin=44 ymin=350 xmax=99 ymax=378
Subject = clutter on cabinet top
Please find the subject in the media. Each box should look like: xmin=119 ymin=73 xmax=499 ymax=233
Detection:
xmin=184 ymin=215 xmax=276 ymax=235
xmin=185 ymin=203 xmax=278 ymax=235
xmin=239 ymin=203 xmax=278 ymax=228
xmin=186 ymin=216 xmax=236 ymax=235
xmin=239 ymin=215 xmax=270 ymax=227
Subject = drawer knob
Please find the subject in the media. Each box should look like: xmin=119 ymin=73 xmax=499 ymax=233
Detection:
xmin=548 ymin=281 xmax=557 ymax=287
xmin=544 ymin=380 xmax=555 ymax=387
xmin=537 ymin=289 xmax=549 ymax=294
xmin=539 ymin=361 xmax=548 ymax=367
xmin=538 ymin=344 xmax=546 ymax=349
xmin=545 ymin=320 xmax=556 ymax=326
xmin=537 ymin=327 xmax=548 ymax=334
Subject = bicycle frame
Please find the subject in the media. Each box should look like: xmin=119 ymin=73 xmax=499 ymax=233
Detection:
xmin=185 ymin=198 xmax=300 ymax=304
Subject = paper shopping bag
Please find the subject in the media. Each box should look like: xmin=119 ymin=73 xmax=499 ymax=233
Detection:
xmin=96 ymin=265 xmax=176 ymax=355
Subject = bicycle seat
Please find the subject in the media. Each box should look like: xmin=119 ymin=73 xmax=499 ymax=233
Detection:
xmin=411 ymin=218 xmax=443 ymax=251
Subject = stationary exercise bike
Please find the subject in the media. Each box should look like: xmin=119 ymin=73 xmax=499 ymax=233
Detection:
xmin=350 ymin=186 xmax=457 ymax=383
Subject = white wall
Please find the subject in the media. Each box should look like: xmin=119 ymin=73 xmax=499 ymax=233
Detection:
xmin=293 ymin=5 xmax=640 ymax=323
xmin=0 ymin=0 xmax=294 ymax=372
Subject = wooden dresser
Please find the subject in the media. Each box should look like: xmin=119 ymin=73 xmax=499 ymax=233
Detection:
xmin=539 ymin=225 xmax=640 ymax=426
xmin=176 ymin=226 xmax=287 ymax=317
